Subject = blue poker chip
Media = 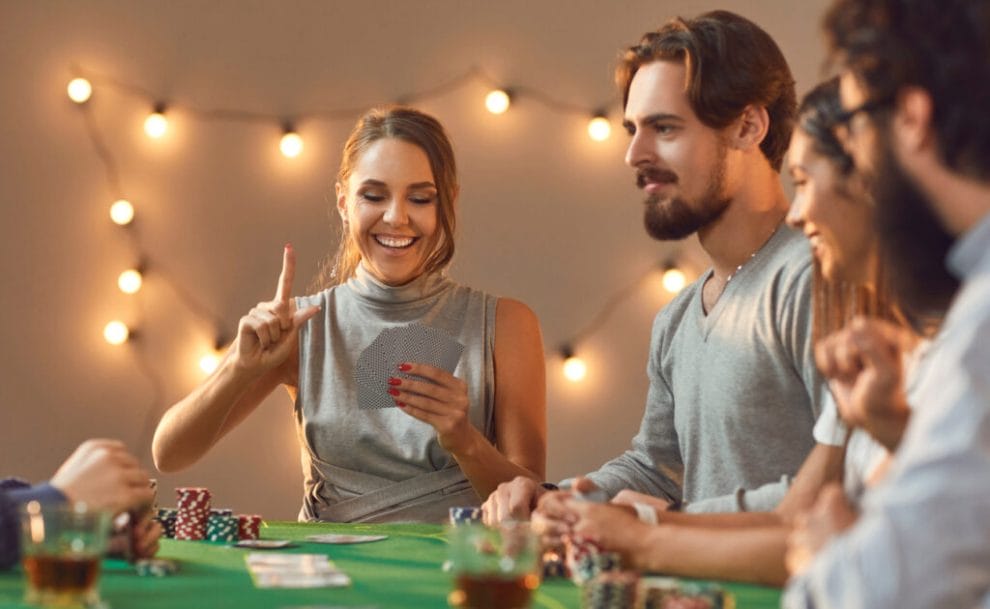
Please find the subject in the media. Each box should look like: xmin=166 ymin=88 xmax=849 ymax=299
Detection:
xmin=448 ymin=506 xmax=482 ymax=526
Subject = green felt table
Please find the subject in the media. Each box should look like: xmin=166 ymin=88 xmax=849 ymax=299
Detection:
xmin=0 ymin=521 xmax=781 ymax=608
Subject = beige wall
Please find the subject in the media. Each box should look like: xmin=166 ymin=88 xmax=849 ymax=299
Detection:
xmin=0 ymin=0 xmax=829 ymax=519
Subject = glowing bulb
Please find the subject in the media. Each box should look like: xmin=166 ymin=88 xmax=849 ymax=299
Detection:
xmin=67 ymin=78 xmax=92 ymax=103
xmin=199 ymin=352 xmax=221 ymax=375
xmin=118 ymin=269 xmax=143 ymax=294
xmin=485 ymin=89 xmax=511 ymax=115
xmin=662 ymin=267 xmax=687 ymax=293
xmin=280 ymin=131 xmax=303 ymax=158
xmin=587 ymin=116 xmax=611 ymax=141
xmin=103 ymin=321 xmax=130 ymax=345
xmin=109 ymin=200 xmax=134 ymax=226
xmin=144 ymin=111 xmax=168 ymax=138
xmin=563 ymin=356 xmax=588 ymax=382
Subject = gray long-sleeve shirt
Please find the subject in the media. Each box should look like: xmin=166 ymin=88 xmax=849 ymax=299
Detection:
xmin=587 ymin=225 xmax=825 ymax=512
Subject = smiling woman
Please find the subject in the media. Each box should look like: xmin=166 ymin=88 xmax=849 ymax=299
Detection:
xmin=151 ymin=106 xmax=548 ymax=524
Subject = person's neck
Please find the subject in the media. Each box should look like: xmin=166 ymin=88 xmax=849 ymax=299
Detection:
xmin=697 ymin=176 xmax=790 ymax=281
xmin=922 ymin=167 xmax=990 ymax=237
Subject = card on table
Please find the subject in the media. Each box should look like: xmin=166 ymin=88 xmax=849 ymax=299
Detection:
xmin=245 ymin=553 xmax=351 ymax=589
xmin=305 ymin=533 xmax=388 ymax=544
xmin=234 ymin=539 xmax=295 ymax=549
xmin=355 ymin=324 xmax=464 ymax=410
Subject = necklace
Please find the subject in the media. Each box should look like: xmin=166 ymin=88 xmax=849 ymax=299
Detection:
xmin=722 ymin=221 xmax=783 ymax=285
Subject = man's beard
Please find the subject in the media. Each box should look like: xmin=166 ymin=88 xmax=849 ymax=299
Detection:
xmin=641 ymin=145 xmax=731 ymax=241
xmin=870 ymin=132 xmax=959 ymax=321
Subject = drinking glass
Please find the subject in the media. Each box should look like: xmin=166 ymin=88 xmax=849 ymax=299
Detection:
xmin=19 ymin=501 xmax=112 ymax=608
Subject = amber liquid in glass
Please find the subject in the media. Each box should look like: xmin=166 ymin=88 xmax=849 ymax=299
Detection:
xmin=453 ymin=573 xmax=538 ymax=609
xmin=23 ymin=554 xmax=100 ymax=593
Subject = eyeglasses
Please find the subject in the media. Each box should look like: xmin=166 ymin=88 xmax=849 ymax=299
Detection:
xmin=831 ymin=95 xmax=894 ymax=151
xmin=832 ymin=96 xmax=893 ymax=131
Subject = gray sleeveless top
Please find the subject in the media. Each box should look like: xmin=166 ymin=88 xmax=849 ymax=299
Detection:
xmin=294 ymin=264 xmax=499 ymax=523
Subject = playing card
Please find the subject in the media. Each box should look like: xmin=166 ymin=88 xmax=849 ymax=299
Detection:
xmin=246 ymin=553 xmax=351 ymax=589
xmin=393 ymin=324 xmax=464 ymax=384
xmin=355 ymin=324 xmax=464 ymax=410
xmin=305 ymin=534 xmax=388 ymax=544
xmin=234 ymin=539 xmax=295 ymax=549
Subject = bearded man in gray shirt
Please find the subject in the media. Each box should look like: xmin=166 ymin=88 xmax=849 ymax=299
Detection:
xmin=484 ymin=11 xmax=828 ymax=522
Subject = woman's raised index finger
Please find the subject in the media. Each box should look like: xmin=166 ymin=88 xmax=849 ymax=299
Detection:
xmin=275 ymin=243 xmax=295 ymax=303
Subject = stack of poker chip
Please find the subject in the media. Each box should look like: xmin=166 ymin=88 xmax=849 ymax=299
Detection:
xmin=206 ymin=509 xmax=239 ymax=542
xmin=237 ymin=514 xmax=262 ymax=540
xmin=156 ymin=508 xmax=178 ymax=539
xmin=639 ymin=577 xmax=735 ymax=609
xmin=581 ymin=571 xmax=639 ymax=609
xmin=174 ymin=487 xmax=211 ymax=541
xmin=567 ymin=537 xmax=621 ymax=585
xmin=541 ymin=548 xmax=568 ymax=579
xmin=448 ymin=506 xmax=482 ymax=526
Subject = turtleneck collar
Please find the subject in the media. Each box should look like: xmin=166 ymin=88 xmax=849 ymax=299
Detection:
xmin=345 ymin=262 xmax=452 ymax=307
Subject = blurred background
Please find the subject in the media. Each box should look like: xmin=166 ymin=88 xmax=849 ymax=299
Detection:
xmin=0 ymin=0 xmax=828 ymax=519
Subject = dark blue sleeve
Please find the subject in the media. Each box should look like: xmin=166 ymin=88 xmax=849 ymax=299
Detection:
xmin=0 ymin=479 xmax=66 ymax=570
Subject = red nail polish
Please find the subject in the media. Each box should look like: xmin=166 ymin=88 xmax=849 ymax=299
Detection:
xmin=396 ymin=402 xmax=406 ymax=408
xmin=388 ymin=377 xmax=401 ymax=386
xmin=398 ymin=363 xmax=412 ymax=372
xmin=388 ymin=388 xmax=400 ymax=396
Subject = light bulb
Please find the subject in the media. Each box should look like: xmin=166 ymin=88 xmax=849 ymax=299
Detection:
xmin=144 ymin=111 xmax=168 ymax=139
xmin=280 ymin=131 xmax=303 ymax=158
xmin=199 ymin=352 xmax=221 ymax=375
xmin=662 ymin=267 xmax=687 ymax=293
xmin=485 ymin=89 xmax=511 ymax=115
xmin=587 ymin=116 xmax=611 ymax=141
xmin=563 ymin=356 xmax=588 ymax=382
xmin=103 ymin=321 xmax=130 ymax=345
xmin=67 ymin=78 xmax=92 ymax=104
xmin=118 ymin=269 xmax=143 ymax=294
xmin=109 ymin=200 xmax=134 ymax=226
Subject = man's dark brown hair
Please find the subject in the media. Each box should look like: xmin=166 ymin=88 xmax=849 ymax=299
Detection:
xmin=617 ymin=10 xmax=797 ymax=172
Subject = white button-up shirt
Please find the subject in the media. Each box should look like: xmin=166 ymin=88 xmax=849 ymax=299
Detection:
xmin=784 ymin=211 xmax=990 ymax=609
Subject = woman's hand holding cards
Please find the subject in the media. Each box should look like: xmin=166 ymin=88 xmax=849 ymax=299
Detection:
xmin=388 ymin=363 xmax=473 ymax=453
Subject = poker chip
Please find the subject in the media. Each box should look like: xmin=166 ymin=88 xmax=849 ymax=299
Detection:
xmin=448 ymin=506 xmax=482 ymax=526
xmin=566 ymin=536 xmax=619 ymax=585
xmin=540 ymin=549 xmax=568 ymax=579
xmin=206 ymin=513 xmax=239 ymax=542
xmin=135 ymin=558 xmax=179 ymax=577
xmin=581 ymin=570 xmax=638 ymax=609
xmin=640 ymin=577 xmax=735 ymax=609
xmin=237 ymin=514 xmax=262 ymax=541
xmin=155 ymin=508 xmax=178 ymax=539
xmin=175 ymin=487 xmax=212 ymax=541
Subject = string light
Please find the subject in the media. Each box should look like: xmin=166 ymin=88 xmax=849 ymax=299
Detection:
xmin=67 ymin=78 xmax=92 ymax=104
xmin=118 ymin=269 xmax=143 ymax=294
xmin=103 ymin=321 xmax=130 ymax=345
xmin=560 ymin=346 xmax=588 ymax=382
xmin=71 ymin=64 xmax=685 ymax=397
xmin=199 ymin=352 xmax=221 ymax=375
xmin=109 ymin=199 xmax=135 ymax=226
xmin=279 ymin=127 xmax=303 ymax=158
xmin=144 ymin=104 xmax=168 ymax=139
xmin=661 ymin=264 xmax=687 ymax=294
xmin=199 ymin=334 xmax=229 ymax=375
xmin=485 ymin=89 xmax=511 ymax=115
xmin=587 ymin=114 xmax=611 ymax=141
